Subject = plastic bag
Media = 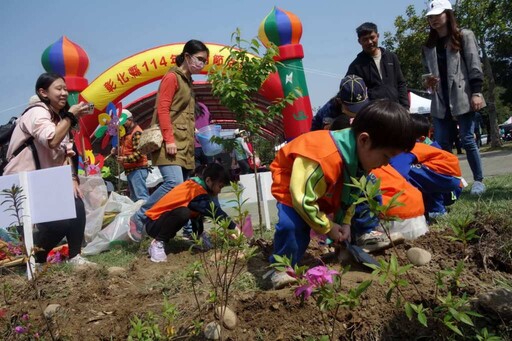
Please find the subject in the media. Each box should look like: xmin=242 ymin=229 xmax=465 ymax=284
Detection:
xmin=80 ymin=175 xmax=108 ymax=243
xmin=82 ymin=192 xmax=143 ymax=255
xmin=383 ymin=215 xmax=429 ymax=240
xmin=118 ymin=167 xmax=162 ymax=188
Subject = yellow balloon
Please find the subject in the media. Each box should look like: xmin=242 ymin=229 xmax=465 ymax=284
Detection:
xmin=119 ymin=125 xmax=126 ymax=138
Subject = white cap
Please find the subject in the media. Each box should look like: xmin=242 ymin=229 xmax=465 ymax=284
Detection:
xmin=427 ymin=0 xmax=452 ymax=16
xmin=122 ymin=109 xmax=133 ymax=119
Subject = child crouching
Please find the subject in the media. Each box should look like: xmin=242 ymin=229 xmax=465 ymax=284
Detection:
xmin=144 ymin=163 xmax=238 ymax=263
xmin=269 ymin=100 xmax=416 ymax=289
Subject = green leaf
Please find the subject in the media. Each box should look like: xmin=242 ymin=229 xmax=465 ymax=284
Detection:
xmin=418 ymin=312 xmax=428 ymax=327
xmin=448 ymin=307 xmax=460 ymax=320
xmin=354 ymin=280 xmax=373 ymax=296
xmin=397 ymin=279 xmax=409 ymax=287
xmin=404 ymin=302 xmax=414 ymax=320
xmin=457 ymin=312 xmax=474 ymax=326
xmin=386 ymin=288 xmax=394 ymax=302
xmin=443 ymin=321 xmax=463 ymax=336
xmin=465 ymin=310 xmax=484 ymax=318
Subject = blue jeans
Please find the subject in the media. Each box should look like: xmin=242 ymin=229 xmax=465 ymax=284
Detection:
xmin=127 ymin=168 xmax=149 ymax=202
xmin=433 ymin=112 xmax=484 ymax=181
xmin=133 ymin=165 xmax=189 ymax=232
xmin=270 ymin=203 xmax=311 ymax=266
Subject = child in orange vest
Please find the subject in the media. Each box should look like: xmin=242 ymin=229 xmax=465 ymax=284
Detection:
xmin=144 ymin=163 xmax=238 ymax=263
xmin=391 ymin=114 xmax=464 ymax=221
xmin=363 ymin=165 xmax=428 ymax=241
xmin=269 ymin=100 xmax=416 ymax=289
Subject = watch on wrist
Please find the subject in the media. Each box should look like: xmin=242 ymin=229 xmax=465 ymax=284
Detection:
xmin=62 ymin=111 xmax=78 ymax=127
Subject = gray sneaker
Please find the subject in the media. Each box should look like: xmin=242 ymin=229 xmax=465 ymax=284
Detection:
xmin=356 ymin=230 xmax=392 ymax=252
xmin=68 ymin=254 xmax=97 ymax=267
xmin=148 ymin=240 xmax=167 ymax=263
xmin=470 ymin=181 xmax=486 ymax=196
xmin=270 ymin=270 xmax=296 ymax=289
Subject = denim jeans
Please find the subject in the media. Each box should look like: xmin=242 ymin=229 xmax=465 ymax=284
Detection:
xmin=127 ymin=168 xmax=149 ymax=202
xmin=133 ymin=165 xmax=189 ymax=231
xmin=433 ymin=112 xmax=484 ymax=181
xmin=270 ymin=203 xmax=311 ymax=266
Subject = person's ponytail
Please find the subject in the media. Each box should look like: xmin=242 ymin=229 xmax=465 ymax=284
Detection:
xmin=176 ymin=52 xmax=185 ymax=67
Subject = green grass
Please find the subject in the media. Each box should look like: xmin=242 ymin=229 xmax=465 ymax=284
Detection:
xmin=86 ymin=241 xmax=141 ymax=268
xmin=479 ymin=140 xmax=512 ymax=153
xmin=431 ymin=174 xmax=512 ymax=270
xmin=434 ymin=174 xmax=512 ymax=229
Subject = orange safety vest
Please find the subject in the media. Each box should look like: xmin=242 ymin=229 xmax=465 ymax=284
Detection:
xmin=411 ymin=143 xmax=461 ymax=177
xmin=120 ymin=125 xmax=148 ymax=171
xmin=145 ymin=179 xmax=206 ymax=221
xmin=270 ymin=130 xmax=346 ymax=215
xmin=372 ymin=165 xmax=425 ymax=219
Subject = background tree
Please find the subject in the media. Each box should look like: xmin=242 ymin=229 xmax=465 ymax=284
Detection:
xmin=208 ymin=29 xmax=296 ymax=233
xmin=383 ymin=0 xmax=512 ymax=146
xmin=382 ymin=5 xmax=430 ymax=91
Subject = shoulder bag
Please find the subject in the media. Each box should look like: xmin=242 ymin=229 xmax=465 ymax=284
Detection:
xmin=137 ymin=85 xmax=164 ymax=155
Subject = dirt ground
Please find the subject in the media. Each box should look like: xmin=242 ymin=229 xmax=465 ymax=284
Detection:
xmin=1 ymin=222 xmax=511 ymax=340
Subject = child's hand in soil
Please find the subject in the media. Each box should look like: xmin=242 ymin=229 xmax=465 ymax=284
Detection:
xmin=327 ymin=223 xmax=351 ymax=244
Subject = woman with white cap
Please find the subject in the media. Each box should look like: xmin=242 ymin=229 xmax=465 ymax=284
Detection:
xmin=422 ymin=0 xmax=486 ymax=195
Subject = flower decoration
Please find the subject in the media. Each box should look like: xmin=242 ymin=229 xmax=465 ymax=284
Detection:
xmin=47 ymin=245 xmax=69 ymax=263
xmin=78 ymin=150 xmax=105 ymax=176
xmin=91 ymin=102 xmax=130 ymax=149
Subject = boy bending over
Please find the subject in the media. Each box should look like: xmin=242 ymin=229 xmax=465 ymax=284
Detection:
xmin=269 ymin=100 xmax=416 ymax=289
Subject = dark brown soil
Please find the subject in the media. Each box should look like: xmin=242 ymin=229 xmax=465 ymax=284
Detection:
xmin=1 ymin=227 xmax=511 ymax=340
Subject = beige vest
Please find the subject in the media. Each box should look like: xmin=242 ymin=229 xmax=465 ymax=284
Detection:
xmin=151 ymin=67 xmax=195 ymax=169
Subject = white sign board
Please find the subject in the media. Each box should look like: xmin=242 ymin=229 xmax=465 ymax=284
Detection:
xmin=239 ymin=172 xmax=273 ymax=230
xmin=0 ymin=165 xmax=76 ymax=227
xmin=0 ymin=166 xmax=75 ymax=280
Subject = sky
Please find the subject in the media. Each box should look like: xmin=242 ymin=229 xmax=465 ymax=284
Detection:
xmin=0 ymin=0 xmax=428 ymax=123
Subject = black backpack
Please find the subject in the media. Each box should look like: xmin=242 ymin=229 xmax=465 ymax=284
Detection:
xmin=0 ymin=105 xmax=44 ymax=175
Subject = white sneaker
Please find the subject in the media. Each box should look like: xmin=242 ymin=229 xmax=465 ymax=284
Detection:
xmin=68 ymin=254 xmax=96 ymax=266
xmin=356 ymin=230 xmax=392 ymax=252
xmin=269 ymin=270 xmax=296 ymax=289
xmin=148 ymin=240 xmax=167 ymax=263
xmin=470 ymin=181 xmax=486 ymax=196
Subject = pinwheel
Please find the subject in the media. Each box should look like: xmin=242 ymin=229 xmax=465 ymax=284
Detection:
xmin=91 ymin=102 xmax=130 ymax=149
xmin=78 ymin=150 xmax=105 ymax=176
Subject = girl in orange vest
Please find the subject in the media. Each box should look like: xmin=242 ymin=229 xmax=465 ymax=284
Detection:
xmin=144 ymin=163 xmax=238 ymax=263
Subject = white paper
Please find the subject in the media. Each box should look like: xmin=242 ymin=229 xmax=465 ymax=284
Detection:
xmin=26 ymin=165 xmax=76 ymax=224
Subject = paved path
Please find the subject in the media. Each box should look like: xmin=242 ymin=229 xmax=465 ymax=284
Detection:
xmin=458 ymin=148 xmax=512 ymax=180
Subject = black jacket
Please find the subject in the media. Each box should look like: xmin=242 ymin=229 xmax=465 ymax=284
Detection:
xmin=346 ymin=47 xmax=409 ymax=108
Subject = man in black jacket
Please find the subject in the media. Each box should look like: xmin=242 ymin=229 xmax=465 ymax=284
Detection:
xmin=345 ymin=22 xmax=409 ymax=109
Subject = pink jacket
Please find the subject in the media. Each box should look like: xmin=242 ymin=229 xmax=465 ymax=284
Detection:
xmin=4 ymin=104 xmax=70 ymax=174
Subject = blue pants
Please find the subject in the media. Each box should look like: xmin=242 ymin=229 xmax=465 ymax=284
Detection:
xmin=270 ymin=203 xmax=311 ymax=266
xmin=433 ymin=112 xmax=484 ymax=181
xmin=133 ymin=165 xmax=189 ymax=231
xmin=127 ymin=168 xmax=149 ymax=202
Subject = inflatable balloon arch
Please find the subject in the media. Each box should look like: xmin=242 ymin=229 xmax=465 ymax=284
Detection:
xmin=45 ymin=7 xmax=312 ymax=175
